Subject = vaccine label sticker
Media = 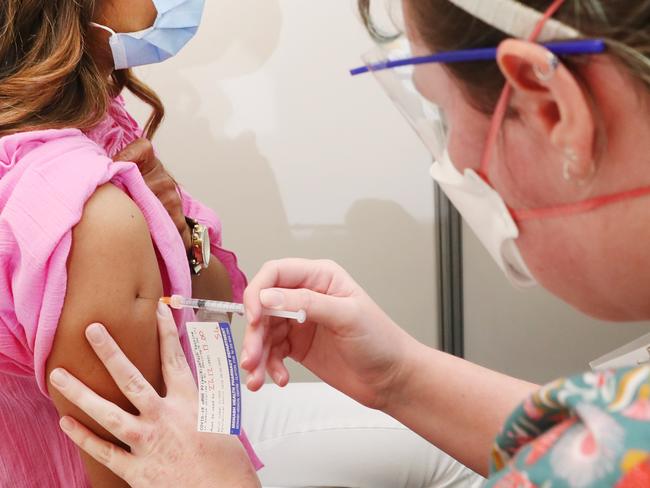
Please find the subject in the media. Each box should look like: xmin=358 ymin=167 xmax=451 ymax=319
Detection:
xmin=187 ymin=322 xmax=241 ymax=436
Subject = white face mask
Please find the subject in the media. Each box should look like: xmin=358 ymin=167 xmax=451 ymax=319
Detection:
xmin=430 ymin=150 xmax=537 ymax=288
xmin=359 ymin=40 xmax=538 ymax=287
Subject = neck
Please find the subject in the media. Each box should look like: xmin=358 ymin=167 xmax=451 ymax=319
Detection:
xmin=88 ymin=26 xmax=116 ymax=79
xmin=583 ymin=58 xmax=650 ymax=196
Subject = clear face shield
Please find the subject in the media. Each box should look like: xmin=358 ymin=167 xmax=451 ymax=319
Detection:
xmin=360 ymin=40 xmax=450 ymax=163
xmin=352 ymin=38 xmax=607 ymax=288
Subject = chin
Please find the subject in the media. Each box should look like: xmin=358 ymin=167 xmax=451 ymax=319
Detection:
xmin=538 ymin=269 xmax=644 ymax=323
xmin=568 ymin=296 xmax=643 ymax=323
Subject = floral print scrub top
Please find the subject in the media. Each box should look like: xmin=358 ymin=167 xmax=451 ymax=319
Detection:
xmin=486 ymin=365 xmax=650 ymax=487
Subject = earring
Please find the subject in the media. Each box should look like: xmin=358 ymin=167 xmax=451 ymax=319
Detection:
xmin=563 ymin=147 xmax=596 ymax=185
xmin=563 ymin=147 xmax=578 ymax=181
xmin=533 ymin=52 xmax=560 ymax=82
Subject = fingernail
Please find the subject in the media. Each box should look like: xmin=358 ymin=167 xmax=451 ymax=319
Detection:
xmin=86 ymin=323 xmax=106 ymax=345
xmin=50 ymin=369 xmax=69 ymax=388
xmin=59 ymin=417 xmax=74 ymax=432
xmin=240 ymin=350 xmax=249 ymax=367
xmin=260 ymin=289 xmax=284 ymax=309
xmin=246 ymin=375 xmax=255 ymax=390
xmin=273 ymin=371 xmax=284 ymax=385
xmin=157 ymin=302 xmax=173 ymax=318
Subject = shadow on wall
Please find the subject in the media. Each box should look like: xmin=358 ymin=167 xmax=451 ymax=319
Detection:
xmin=226 ymin=198 xmax=437 ymax=382
xmin=289 ymin=199 xmax=436 ymax=341
xmin=174 ymin=0 xmax=284 ymax=75
xmin=146 ymin=0 xmax=292 ymax=264
xmin=130 ymin=0 xmax=439 ymax=381
xmin=148 ymin=0 xmax=437 ymax=326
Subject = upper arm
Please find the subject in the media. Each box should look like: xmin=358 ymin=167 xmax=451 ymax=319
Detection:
xmin=46 ymin=184 xmax=164 ymax=487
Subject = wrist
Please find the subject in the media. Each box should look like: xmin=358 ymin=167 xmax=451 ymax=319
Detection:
xmin=197 ymin=473 xmax=258 ymax=488
xmin=381 ymin=334 xmax=428 ymax=415
xmin=182 ymin=225 xmax=192 ymax=251
xmin=185 ymin=217 xmax=211 ymax=275
xmin=196 ymin=444 xmax=260 ymax=488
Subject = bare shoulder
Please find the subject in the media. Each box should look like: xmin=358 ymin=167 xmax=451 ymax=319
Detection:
xmin=46 ymin=183 xmax=165 ymax=486
xmin=74 ymin=183 xmax=156 ymax=267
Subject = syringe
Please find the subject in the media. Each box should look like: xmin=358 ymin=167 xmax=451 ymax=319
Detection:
xmin=160 ymin=295 xmax=307 ymax=324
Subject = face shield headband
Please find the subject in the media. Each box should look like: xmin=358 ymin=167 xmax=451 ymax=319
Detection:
xmin=349 ymin=0 xmax=637 ymax=287
xmin=353 ymin=0 xmax=635 ymax=221
xmin=352 ymin=0 xmax=650 ymax=225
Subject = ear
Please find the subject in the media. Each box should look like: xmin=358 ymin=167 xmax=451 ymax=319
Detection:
xmin=497 ymin=39 xmax=596 ymax=181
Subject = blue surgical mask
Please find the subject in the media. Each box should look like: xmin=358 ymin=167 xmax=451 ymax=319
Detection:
xmin=91 ymin=0 xmax=205 ymax=70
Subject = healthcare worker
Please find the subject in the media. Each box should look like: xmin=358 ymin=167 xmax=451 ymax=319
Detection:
xmin=49 ymin=0 xmax=650 ymax=486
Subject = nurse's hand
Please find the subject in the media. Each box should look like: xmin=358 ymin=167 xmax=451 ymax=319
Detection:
xmin=49 ymin=304 xmax=260 ymax=488
xmin=242 ymin=258 xmax=417 ymax=410
xmin=113 ymin=139 xmax=192 ymax=251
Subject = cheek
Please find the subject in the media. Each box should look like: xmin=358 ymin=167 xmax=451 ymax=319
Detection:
xmin=516 ymin=214 xmax=646 ymax=322
xmin=492 ymin=126 xmax=561 ymax=208
xmin=101 ymin=0 xmax=158 ymax=32
xmin=518 ymin=221 xmax=582 ymax=285
xmin=412 ymin=66 xmax=489 ymax=168
xmin=445 ymin=96 xmax=492 ymax=172
xmin=517 ymin=220 xmax=603 ymax=315
xmin=143 ymin=0 xmax=158 ymax=24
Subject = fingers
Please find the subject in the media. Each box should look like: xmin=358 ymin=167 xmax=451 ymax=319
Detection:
xmin=49 ymin=368 xmax=140 ymax=447
xmin=113 ymin=138 xmax=157 ymax=176
xmin=242 ymin=259 xmax=357 ymax=383
xmin=242 ymin=287 xmax=356 ymax=378
xmin=246 ymin=330 xmax=271 ymax=392
xmin=260 ymin=287 xmax=353 ymax=326
xmin=241 ymin=314 xmax=270 ymax=376
xmin=267 ymin=342 xmax=291 ymax=387
xmin=243 ymin=259 xmax=343 ymax=325
xmin=84 ymin=323 xmax=160 ymax=414
xmin=156 ymin=303 xmax=196 ymax=396
xmin=243 ymin=320 xmax=291 ymax=390
xmin=114 ymin=140 xmax=188 ymax=246
xmin=59 ymin=416 xmax=132 ymax=481
xmin=241 ymin=319 xmax=264 ymax=372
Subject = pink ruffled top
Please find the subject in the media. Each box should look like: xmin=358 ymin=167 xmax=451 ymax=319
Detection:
xmin=0 ymin=97 xmax=261 ymax=487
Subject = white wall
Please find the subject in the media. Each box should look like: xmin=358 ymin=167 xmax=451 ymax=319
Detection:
xmin=126 ymin=0 xmax=437 ymax=382
xmin=124 ymin=0 xmax=648 ymax=388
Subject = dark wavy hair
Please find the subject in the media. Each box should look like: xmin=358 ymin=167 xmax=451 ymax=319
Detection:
xmin=0 ymin=0 xmax=164 ymax=138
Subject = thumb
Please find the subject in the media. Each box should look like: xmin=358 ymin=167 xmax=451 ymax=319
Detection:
xmin=259 ymin=288 xmax=356 ymax=327
xmin=113 ymin=138 xmax=157 ymax=176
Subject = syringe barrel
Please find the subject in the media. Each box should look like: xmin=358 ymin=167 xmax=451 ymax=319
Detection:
xmin=170 ymin=295 xmax=244 ymax=314
xmin=202 ymin=301 xmax=244 ymax=314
